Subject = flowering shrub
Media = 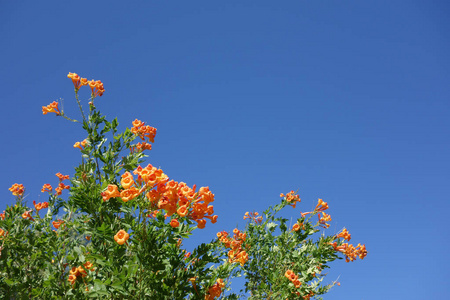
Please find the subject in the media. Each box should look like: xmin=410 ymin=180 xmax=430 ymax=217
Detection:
xmin=0 ymin=73 xmax=367 ymax=299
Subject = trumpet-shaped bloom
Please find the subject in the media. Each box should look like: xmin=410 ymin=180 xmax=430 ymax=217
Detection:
xmin=67 ymin=72 xmax=88 ymax=91
xmin=42 ymin=101 xmax=61 ymax=115
xmin=114 ymin=229 xmax=130 ymax=245
xmin=9 ymin=183 xmax=25 ymax=196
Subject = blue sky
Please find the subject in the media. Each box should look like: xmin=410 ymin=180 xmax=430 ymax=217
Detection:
xmin=1 ymin=1 xmax=449 ymax=298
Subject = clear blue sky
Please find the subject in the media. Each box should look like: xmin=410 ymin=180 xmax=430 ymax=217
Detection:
xmin=1 ymin=1 xmax=449 ymax=299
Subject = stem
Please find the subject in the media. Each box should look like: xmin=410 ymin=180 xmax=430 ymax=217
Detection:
xmin=75 ymin=91 xmax=87 ymax=124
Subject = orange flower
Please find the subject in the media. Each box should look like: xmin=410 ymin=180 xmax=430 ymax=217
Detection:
xmin=41 ymin=184 xmax=52 ymax=193
xmin=285 ymin=270 xmax=293 ymax=279
xmin=318 ymin=212 xmax=332 ymax=228
xmin=285 ymin=269 xmax=302 ymax=288
xmin=55 ymin=182 xmax=70 ymax=196
xmin=9 ymin=183 xmax=25 ymax=196
xmin=52 ymin=219 xmax=64 ymax=229
xmin=120 ymin=186 xmax=139 ymax=202
xmin=88 ymin=79 xmax=105 ymax=97
xmin=33 ymin=200 xmax=49 ymax=213
xmin=55 ymin=173 xmax=70 ymax=181
xmin=131 ymin=119 xmax=157 ymax=143
xmin=196 ymin=219 xmax=206 ymax=229
xmin=170 ymin=218 xmax=180 ymax=228
xmin=114 ymin=229 xmax=130 ymax=245
xmin=73 ymin=139 xmax=88 ymax=150
xmin=177 ymin=205 xmax=188 ymax=217
xmin=0 ymin=228 xmax=5 ymax=238
xmin=337 ymin=228 xmax=351 ymax=241
xmin=101 ymin=184 xmax=120 ymax=201
xmin=121 ymin=172 xmax=135 ymax=189
xmin=67 ymin=72 xmax=88 ymax=91
xmin=281 ymin=190 xmax=301 ymax=208
xmin=292 ymin=223 xmax=300 ymax=231
xmin=42 ymin=101 xmax=61 ymax=115
xmin=243 ymin=211 xmax=262 ymax=223
xmin=68 ymin=274 xmax=77 ymax=285
xmin=22 ymin=210 xmax=34 ymax=221
xmin=84 ymin=261 xmax=94 ymax=270
xmin=77 ymin=266 xmax=87 ymax=277
xmin=315 ymin=198 xmax=329 ymax=212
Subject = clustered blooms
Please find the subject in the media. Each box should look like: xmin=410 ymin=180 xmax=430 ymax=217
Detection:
xmin=73 ymin=139 xmax=87 ymax=150
xmin=284 ymin=269 xmax=302 ymax=288
xmin=102 ymin=163 xmax=218 ymax=229
xmin=68 ymin=261 xmax=95 ymax=286
xmin=170 ymin=218 xmax=180 ymax=228
xmin=205 ymin=278 xmax=225 ymax=300
xmin=9 ymin=183 xmax=25 ymax=197
xmin=318 ymin=212 xmax=332 ymax=228
xmin=330 ymin=227 xmax=367 ymax=262
xmin=88 ymin=79 xmax=105 ymax=98
xmin=42 ymin=101 xmax=61 ymax=115
xmin=67 ymin=72 xmax=104 ymax=98
xmin=301 ymin=198 xmax=329 ymax=218
xmin=330 ymin=242 xmax=367 ymax=262
xmin=280 ymin=190 xmax=301 ymax=208
xmin=336 ymin=228 xmax=351 ymax=241
xmin=67 ymin=72 xmax=88 ymax=91
xmin=22 ymin=210 xmax=34 ymax=221
xmin=0 ymin=211 xmax=5 ymax=220
xmin=41 ymin=184 xmax=52 ymax=193
xmin=101 ymin=184 xmax=120 ymax=201
xmin=243 ymin=211 xmax=262 ymax=223
xmin=217 ymin=228 xmax=249 ymax=266
xmin=55 ymin=173 xmax=70 ymax=195
xmin=130 ymin=119 xmax=156 ymax=153
xmin=52 ymin=219 xmax=64 ymax=230
xmin=292 ymin=222 xmax=305 ymax=232
xmin=33 ymin=200 xmax=49 ymax=213
xmin=114 ymin=229 xmax=130 ymax=245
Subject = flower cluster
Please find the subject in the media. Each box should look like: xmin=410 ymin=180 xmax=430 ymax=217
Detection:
xmin=114 ymin=229 xmax=130 ymax=245
xmin=205 ymin=278 xmax=225 ymax=300
xmin=130 ymin=119 xmax=157 ymax=152
xmin=67 ymin=72 xmax=88 ymax=91
xmin=68 ymin=261 xmax=95 ymax=286
xmin=42 ymin=101 xmax=61 ymax=115
xmin=315 ymin=198 xmax=329 ymax=212
xmin=52 ymin=219 xmax=64 ymax=230
xmin=280 ymin=190 xmax=301 ymax=208
xmin=330 ymin=242 xmax=367 ymax=262
xmin=243 ymin=211 xmax=262 ymax=224
xmin=217 ymin=228 xmax=248 ymax=266
xmin=318 ymin=212 xmax=332 ymax=228
xmin=73 ymin=139 xmax=87 ymax=150
xmin=41 ymin=184 xmax=52 ymax=193
xmin=103 ymin=164 xmax=218 ymax=229
xmin=336 ymin=228 xmax=351 ymax=241
xmin=284 ymin=269 xmax=302 ymax=288
xmin=0 ymin=228 xmax=5 ymax=239
xmin=55 ymin=173 xmax=70 ymax=195
xmin=21 ymin=210 xmax=34 ymax=221
xmin=9 ymin=183 xmax=25 ymax=197
xmin=67 ymin=72 xmax=104 ymax=97
xmin=292 ymin=222 xmax=305 ymax=232
xmin=301 ymin=198 xmax=329 ymax=218
xmin=33 ymin=200 xmax=49 ymax=213
xmin=88 ymin=80 xmax=105 ymax=98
